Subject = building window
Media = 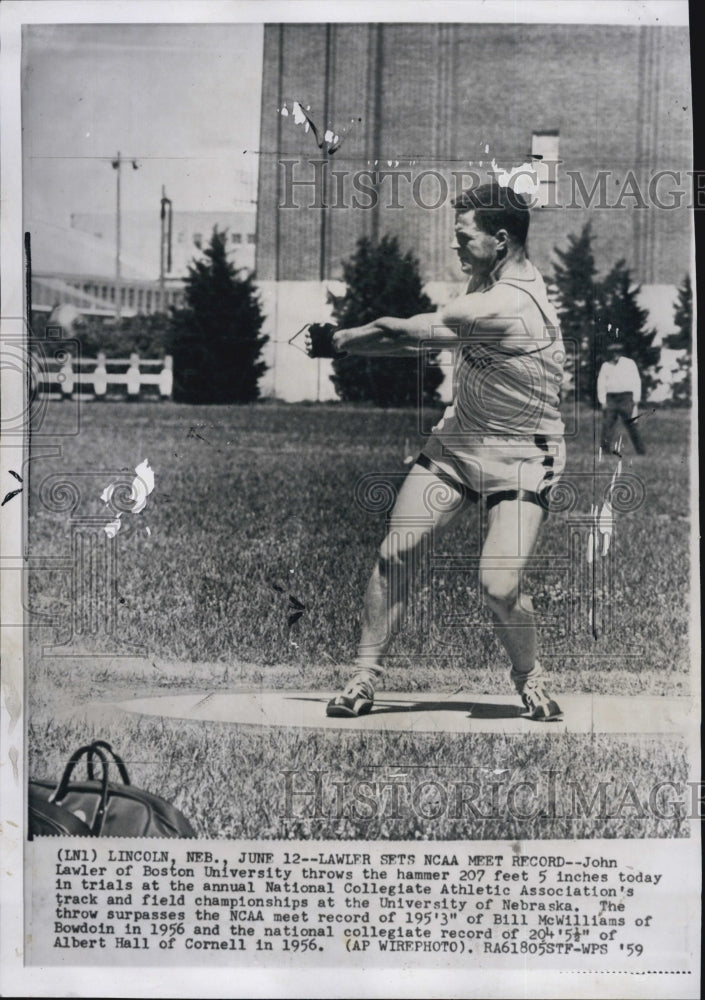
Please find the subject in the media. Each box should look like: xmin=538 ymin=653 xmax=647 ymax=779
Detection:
xmin=232 ymin=233 xmax=242 ymax=244
xmin=177 ymin=231 xmax=185 ymax=243
xmin=247 ymin=233 xmax=256 ymax=244
xmin=193 ymin=233 xmax=202 ymax=249
xmin=531 ymin=131 xmax=559 ymax=207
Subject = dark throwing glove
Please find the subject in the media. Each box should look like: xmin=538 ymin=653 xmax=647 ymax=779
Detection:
xmin=306 ymin=323 xmax=340 ymax=358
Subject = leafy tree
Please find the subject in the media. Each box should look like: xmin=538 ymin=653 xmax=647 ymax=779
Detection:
xmin=664 ymin=273 xmax=692 ymax=405
xmin=329 ymin=235 xmax=444 ymax=407
xmin=168 ymin=228 xmax=267 ymax=403
xmin=551 ymin=223 xmax=600 ymax=403
xmin=85 ymin=312 xmax=172 ymax=357
xmin=596 ymin=259 xmax=660 ymax=400
xmin=30 ymin=310 xmax=173 ymax=371
xmin=106 ymin=313 xmax=172 ymax=357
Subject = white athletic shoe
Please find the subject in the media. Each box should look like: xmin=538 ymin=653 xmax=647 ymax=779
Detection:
xmin=326 ymin=672 xmax=377 ymax=718
xmin=512 ymin=667 xmax=563 ymax=722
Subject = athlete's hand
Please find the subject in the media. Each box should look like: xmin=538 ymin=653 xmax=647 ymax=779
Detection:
xmin=305 ymin=323 xmax=341 ymax=359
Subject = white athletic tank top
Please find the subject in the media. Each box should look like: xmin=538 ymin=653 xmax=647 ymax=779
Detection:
xmin=435 ymin=263 xmax=565 ymax=439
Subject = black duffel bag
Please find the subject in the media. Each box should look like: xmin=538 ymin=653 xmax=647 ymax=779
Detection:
xmin=29 ymin=739 xmax=197 ymax=838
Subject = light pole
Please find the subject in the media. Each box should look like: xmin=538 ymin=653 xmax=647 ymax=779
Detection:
xmin=159 ymin=186 xmax=173 ymax=313
xmin=111 ymin=152 xmax=139 ymax=321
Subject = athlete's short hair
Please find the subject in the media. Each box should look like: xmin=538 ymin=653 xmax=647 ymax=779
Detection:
xmin=452 ymin=182 xmax=530 ymax=247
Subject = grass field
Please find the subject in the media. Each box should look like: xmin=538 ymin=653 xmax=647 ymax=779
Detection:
xmin=26 ymin=400 xmax=695 ymax=839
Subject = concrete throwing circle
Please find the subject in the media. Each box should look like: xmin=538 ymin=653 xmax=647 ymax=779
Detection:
xmin=77 ymin=690 xmax=690 ymax=735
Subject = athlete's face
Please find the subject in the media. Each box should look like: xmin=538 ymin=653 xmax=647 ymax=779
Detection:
xmin=451 ymin=211 xmax=505 ymax=279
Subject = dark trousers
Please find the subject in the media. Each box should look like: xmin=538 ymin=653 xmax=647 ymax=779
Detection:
xmin=600 ymin=392 xmax=646 ymax=455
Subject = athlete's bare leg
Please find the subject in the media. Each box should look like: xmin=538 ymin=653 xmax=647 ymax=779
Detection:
xmin=327 ymin=463 xmax=468 ymax=717
xmin=328 ymin=471 xmax=561 ymax=720
xmin=355 ymin=463 xmax=468 ymax=673
xmin=477 ymin=498 xmax=562 ymax=718
xmin=477 ymin=498 xmax=545 ymax=677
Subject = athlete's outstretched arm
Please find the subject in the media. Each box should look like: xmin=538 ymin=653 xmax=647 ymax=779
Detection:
xmin=333 ymin=313 xmax=460 ymax=356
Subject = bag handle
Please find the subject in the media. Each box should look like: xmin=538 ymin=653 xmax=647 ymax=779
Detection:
xmin=51 ymin=743 xmax=111 ymax=835
xmin=86 ymin=740 xmax=130 ymax=786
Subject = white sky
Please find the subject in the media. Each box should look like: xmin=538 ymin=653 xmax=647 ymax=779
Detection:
xmin=22 ymin=23 xmax=263 ymax=232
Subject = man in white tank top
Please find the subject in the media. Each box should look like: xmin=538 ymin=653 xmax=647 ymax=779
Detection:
xmin=326 ymin=182 xmax=565 ymax=722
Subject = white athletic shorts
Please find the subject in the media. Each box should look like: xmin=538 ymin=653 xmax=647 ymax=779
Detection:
xmin=419 ymin=431 xmax=566 ymax=505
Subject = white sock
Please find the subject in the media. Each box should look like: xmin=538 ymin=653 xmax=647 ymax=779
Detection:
xmin=510 ymin=662 xmax=544 ymax=693
xmin=352 ymin=658 xmax=384 ymax=690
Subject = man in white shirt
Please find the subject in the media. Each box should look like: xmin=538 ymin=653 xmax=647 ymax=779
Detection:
xmin=596 ymin=343 xmax=646 ymax=455
xmin=321 ymin=182 xmax=565 ymax=723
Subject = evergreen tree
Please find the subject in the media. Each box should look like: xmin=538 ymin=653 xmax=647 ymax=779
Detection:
xmin=597 ymin=259 xmax=660 ymax=400
xmin=552 ymin=226 xmax=659 ymax=404
xmin=168 ymin=228 xmax=268 ymax=403
xmin=329 ymin=235 xmax=444 ymax=407
xmin=665 ymin=273 xmax=692 ymax=405
xmin=670 ymin=273 xmax=692 ymax=349
xmin=551 ymin=223 xmax=600 ymax=403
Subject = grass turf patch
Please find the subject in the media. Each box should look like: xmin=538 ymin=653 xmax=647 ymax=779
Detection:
xmin=25 ymin=401 xmax=694 ymax=839
xmin=27 ymin=402 xmax=691 ymax=684
xmin=29 ymin=711 xmax=689 ymax=841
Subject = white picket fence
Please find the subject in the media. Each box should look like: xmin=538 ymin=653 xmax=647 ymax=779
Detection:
xmin=36 ymin=353 xmax=173 ymax=400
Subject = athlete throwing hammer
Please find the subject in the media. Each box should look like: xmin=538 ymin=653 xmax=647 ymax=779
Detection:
xmin=310 ymin=182 xmax=565 ymax=722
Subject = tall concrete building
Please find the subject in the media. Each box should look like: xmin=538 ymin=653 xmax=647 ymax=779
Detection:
xmin=255 ymin=23 xmax=692 ymax=401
